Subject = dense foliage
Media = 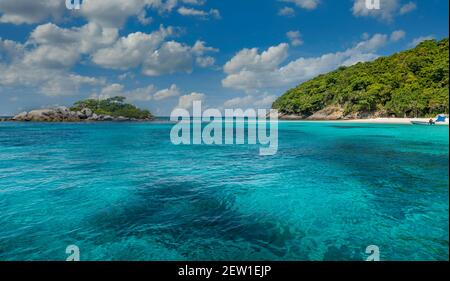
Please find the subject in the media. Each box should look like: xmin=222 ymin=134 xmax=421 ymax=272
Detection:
xmin=273 ymin=39 xmax=449 ymax=118
xmin=71 ymin=96 xmax=153 ymax=119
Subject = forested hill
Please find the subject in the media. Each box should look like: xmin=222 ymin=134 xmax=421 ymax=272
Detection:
xmin=272 ymin=38 xmax=449 ymax=119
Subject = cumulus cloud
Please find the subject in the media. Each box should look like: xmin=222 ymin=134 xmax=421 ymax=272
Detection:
xmin=24 ymin=22 xmax=118 ymax=69
xmin=222 ymin=33 xmax=391 ymax=91
xmin=153 ymin=84 xmax=181 ymax=100
xmin=0 ymin=0 xmax=66 ymax=24
xmin=1 ymin=35 xmax=105 ymax=96
xmin=278 ymin=7 xmax=296 ymax=17
xmin=137 ymin=10 xmax=153 ymax=25
xmin=92 ymin=26 xmax=173 ymax=70
xmin=177 ymin=92 xmax=205 ymax=109
xmin=81 ymin=0 xmax=219 ymax=27
xmin=224 ymin=43 xmax=289 ymax=75
xmin=352 ymin=0 xmax=417 ymax=22
xmin=143 ymin=41 xmax=194 ymax=76
xmin=399 ymin=2 xmax=417 ymax=15
xmin=352 ymin=0 xmax=399 ymax=22
xmin=196 ymin=56 xmax=216 ymax=67
xmin=192 ymin=40 xmax=219 ymax=55
xmin=223 ymin=94 xmax=277 ymax=109
xmin=0 ymin=37 xmax=24 ymax=62
xmin=0 ymin=58 xmax=105 ymax=96
xmin=93 ymin=83 xmax=181 ymax=102
xmin=91 ymin=26 xmax=218 ymax=75
xmin=280 ymin=0 xmax=320 ymax=10
xmin=177 ymin=7 xmax=221 ymax=19
xmin=80 ymin=0 xmax=179 ymax=28
xmin=0 ymin=7 xmax=218 ymax=100
xmin=390 ymin=30 xmax=406 ymax=42
xmin=286 ymin=30 xmax=303 ymax=46
xmin=0 ymin=0 xmax=219 ymax=27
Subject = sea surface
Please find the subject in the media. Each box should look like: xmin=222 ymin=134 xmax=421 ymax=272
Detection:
xmin=0 ymin=121 xmax=448 ymax=261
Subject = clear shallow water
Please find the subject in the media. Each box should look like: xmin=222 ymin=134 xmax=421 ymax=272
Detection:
xmin=0 ymin=121 xmax=448 ymax=261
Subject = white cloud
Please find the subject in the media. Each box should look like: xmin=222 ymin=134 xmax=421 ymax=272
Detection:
xmin=390 ymin=30 xmax=406 ymax=42
xmin=80 ymin=0 xmax=176 ymax=28
xmin=278 ymin=7 xmax=296 ymax=17
xmin=0 ymin=58 xmax=105 ymax=96
xmin=25 ymin=22 xmax=118 ymax=69
xmin=1 ymin=35 xmax=106 ymax=96
xmin=352 ymin=0 xmax=417 ymax=22
xmin=144 ymin=41 xmax=194 ymax=76
xmin=94 ymin=83 xmax=176 ymax=102
xmin=224 ymin=43 xmax=289 ymax=75
xmin=177 ymin=7 xmax=221 ymax=19
xmin=0 ymin=0 xmax=65 ymax=24
xmin=177 ymin=92 xmax=205 ymax=109
xmin=192 ymin=40 xmax=219 ymax=55
xmin=222 ymin=34 xmax=390 ymax=91
xmin=408 ymin=35 xmax=435 ymax=48
xmin=192 ymin=40 xmax=218 ymax=67
xmin=352 ymin=0 xmax=400 ymax=22
xmin=286 ymin=30 xmax=303 ymax=46
xmin=92 ymin=27 xmax=218 ymax=75
xmin=223 ymin=94 xmax=277 ymax=109
xmin=0 ymin=37 xmax=24 ymax=62
xmin=154 ymin=84 xmax=181 ymax=100
xmin=181 ymin=0 xmax=206 ymax=5
xmin=0 ymin=0 xmax=217 ymax=28
xmin=280 ymin=0 xmax=320 ymax=10
xmin=399 ymin=2 xmax=417 ymax=15
xmin=137 ymin=10 xmax=153 ymax=25
xmin=23 ymin=45 xmax=81 ymax=69
xmin=99 ymin=83 xmax=126 ymax=96
xmin=196 ymin=56 xmax=216 ymax=67
xmin=92 ymin=26 xmax=173 ymax=70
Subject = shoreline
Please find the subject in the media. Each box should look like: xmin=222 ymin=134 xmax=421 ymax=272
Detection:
xmin=279 ymin=117 xmax=449 ymax=125
xmin=2 ymin=116 xmax=449 ymax=125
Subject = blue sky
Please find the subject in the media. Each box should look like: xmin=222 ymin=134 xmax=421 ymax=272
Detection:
xmin=0 ymin=0 xmax=448 ymax=116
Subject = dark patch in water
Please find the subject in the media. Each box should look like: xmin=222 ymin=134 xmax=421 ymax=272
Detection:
xmin=84 ymin=179 xmax=302 ymax=260
xmin=327 ymin=139 xmax=449 ymax=221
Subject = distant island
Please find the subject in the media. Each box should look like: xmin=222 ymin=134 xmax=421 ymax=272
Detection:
xmin=3 ymin=96 xmax=153 ymax=122
xmin=273 ymin=38 xmax=449 ymax=120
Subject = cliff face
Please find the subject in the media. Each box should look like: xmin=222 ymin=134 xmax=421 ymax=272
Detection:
xmin=273 ymin=39 xmax=449 ymax=120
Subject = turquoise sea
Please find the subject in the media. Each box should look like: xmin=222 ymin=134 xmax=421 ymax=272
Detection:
xmin=0 ymin=121 xmax=448 ymax=261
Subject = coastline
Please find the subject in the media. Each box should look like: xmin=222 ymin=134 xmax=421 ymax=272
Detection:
xmin=278 ymin=117 xmax=450 ymax=125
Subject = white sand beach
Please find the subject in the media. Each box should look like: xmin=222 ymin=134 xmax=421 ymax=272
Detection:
xmin=279 ymin=118 xmax=449 ymax=125
xmin=342 ymin=118 xmax=449 ymax=125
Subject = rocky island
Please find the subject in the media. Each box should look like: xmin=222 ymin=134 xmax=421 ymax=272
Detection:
xmin=273 ymin=39 xmax=449 ymax=120
xmin=2 ymin=96 xmax=153 ymax=122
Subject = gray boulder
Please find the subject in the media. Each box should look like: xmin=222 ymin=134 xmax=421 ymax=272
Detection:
xmin=81 ymin=108 xmax=93 ymax=118
xmin=307 ymin=105 xmax=344 ymax=120
xmin=12 ymin=111 xmax=29 ymax=121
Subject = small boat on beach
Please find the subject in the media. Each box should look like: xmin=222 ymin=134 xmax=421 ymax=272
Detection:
xmin=411 ymin=121 xmax=434 ymax=126
xmin=410 ymin=115 xmax=449 ymax=126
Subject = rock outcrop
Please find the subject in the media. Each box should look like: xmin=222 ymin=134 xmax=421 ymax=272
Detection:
xmin=10 ymin=107 xmax=150 ymax=122
xmin=306 ymin=105 xmax=345 ymax=120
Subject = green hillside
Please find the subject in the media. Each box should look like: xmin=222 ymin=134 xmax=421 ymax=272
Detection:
xmin=272 ymin=38 xmax=449 ymax=119
xmin=70 ymin=96 xmax=153 ymax=119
